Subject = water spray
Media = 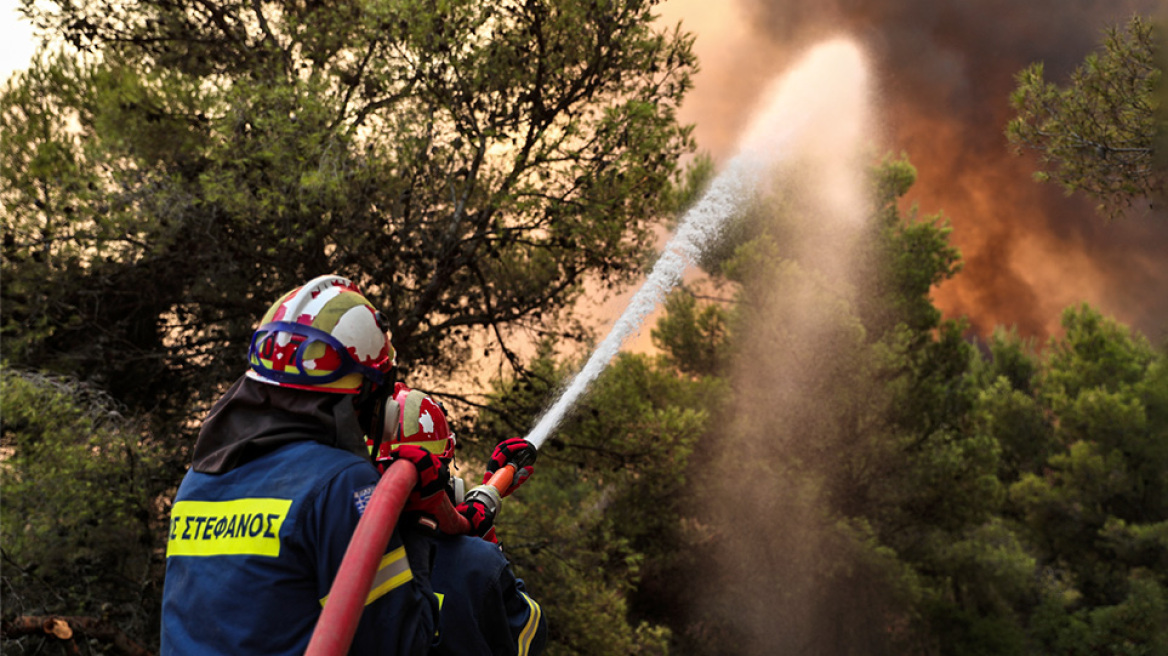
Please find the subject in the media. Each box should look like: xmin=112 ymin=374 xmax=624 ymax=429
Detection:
xmin=523 ymin=154 xmax=767 ymax=448
xmin=523 ymin=38 xmax=869 ymax=451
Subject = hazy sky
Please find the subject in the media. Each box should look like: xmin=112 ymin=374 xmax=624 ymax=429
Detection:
xmin=1 ymin=2 xmax=35 ymax=83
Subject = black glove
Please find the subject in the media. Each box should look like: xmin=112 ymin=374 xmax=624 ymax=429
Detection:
xmin=455 ymin=498 xmax=495 ymax=537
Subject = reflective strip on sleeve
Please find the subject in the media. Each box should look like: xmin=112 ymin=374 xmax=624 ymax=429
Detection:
xmin=166 ymin=499 xmax=293 ymax=558
xmin=319 ymin=546 xmax=413 ymax=608
xmin=517 ymin=592 xmax=542 ymax=656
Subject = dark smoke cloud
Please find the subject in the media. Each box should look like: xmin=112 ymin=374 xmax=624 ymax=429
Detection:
xmin=668 ymin=0 xmax=1168 ymax=341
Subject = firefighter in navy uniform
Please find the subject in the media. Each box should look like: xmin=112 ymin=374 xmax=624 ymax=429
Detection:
xmin=160 ymin=275 xmax=447 ymax=656
xmin=374 ymin=387 xmax=548 ymax=656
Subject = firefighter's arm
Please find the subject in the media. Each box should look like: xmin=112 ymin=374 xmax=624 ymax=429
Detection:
xmin=494 ymin=564 xmax=547 ymax=656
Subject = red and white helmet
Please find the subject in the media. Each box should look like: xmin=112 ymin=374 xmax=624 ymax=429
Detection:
xmin=371 ymin=385 xmax=456 ymax=462
xmin=246 ymin=275 xmax=395 ymax=394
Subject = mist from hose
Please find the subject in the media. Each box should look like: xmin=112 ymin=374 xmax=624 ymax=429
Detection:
xmin=524 ymin=38 xmax=871 ymax=450
xmin=692 ymin=39 xmax=877 ymax=653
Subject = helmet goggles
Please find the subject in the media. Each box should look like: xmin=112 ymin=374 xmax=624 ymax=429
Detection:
xmin=248 ymin=320 xmax=388 ymax=388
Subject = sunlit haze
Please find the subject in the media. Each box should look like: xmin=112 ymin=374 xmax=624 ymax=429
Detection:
xmin=0 ymin=2 xmax=35 ymax=83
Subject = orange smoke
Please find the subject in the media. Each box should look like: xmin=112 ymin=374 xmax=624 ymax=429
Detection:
xmin=658 ymin=0 xmax=1168 ymax=341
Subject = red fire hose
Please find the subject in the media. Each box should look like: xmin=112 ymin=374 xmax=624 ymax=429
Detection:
xmin=305 ymin=461 xmax=520 ymax=655
xmin=304 ymin=459 xmax=416 ymax=656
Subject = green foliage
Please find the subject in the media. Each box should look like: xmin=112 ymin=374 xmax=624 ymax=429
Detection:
xmin=970 ymin=328 xmax=1050 ymax=484
xmin=662 ymin=152 xmax=717 ymax=222
xmin=1010 ymin=305 xmax=1168 ymax=622
xmin=650 ymin=289 xmax=730 ymax=378
xmin=1007 ymin=16 xmax=1164 ymax=219
xmin=474 ymin=345 xmax=721 ymax=655
xmin=855 ymin=153 xmax=963 ymax=337
xmin=978 ymin=326 xmax=1041 ymax=394
xmin=650 ymin=156 xmax=1004 ymax=655
xmin=499 ymin=471 xmax=672 ymax=656
xmin=1045 ymin=304 xmax=1157 ymax=400
xmin=2 ymin=0 xmax=697 ymax=425
xmin=646 ymin=154 xmax=1168 ymax=656
xmin=1 ymin=364 xmax=167 ymax=649
xmin=974 ymin=375 xmax=1054 ymax=482
xmin=1030 ymin=575 xmax=1168 ymax=655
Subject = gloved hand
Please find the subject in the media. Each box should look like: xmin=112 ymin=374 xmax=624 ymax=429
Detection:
xmin=482 ymin=437 xmax=536 ymax=497
xmin=391 ymin=445 xmax=450 ymax=516
xmin=455 ymin=498 xmax=495 ymax=538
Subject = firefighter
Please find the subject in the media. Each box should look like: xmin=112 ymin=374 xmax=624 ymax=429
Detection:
xmin=160 ymin=275 xmax=446 ymax=656
xmin=374 ymin=386 xmax=548 ymax=656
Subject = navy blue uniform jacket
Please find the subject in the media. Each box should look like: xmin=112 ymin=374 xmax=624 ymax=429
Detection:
xmin=430 ymin=534 xmax=547 ymax=655
xmin=161 ymin=440 xmax=437 ymax=655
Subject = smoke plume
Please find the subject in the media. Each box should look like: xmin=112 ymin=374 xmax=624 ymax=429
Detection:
xmin=660 ymin=0 xmax=1168 ymax=341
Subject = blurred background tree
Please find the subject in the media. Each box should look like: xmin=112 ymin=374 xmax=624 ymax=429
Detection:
xmin=1 ymin=364 xmax=167 ymax=652
xmin=1007 ymin=16 xmax=1165 ymax=219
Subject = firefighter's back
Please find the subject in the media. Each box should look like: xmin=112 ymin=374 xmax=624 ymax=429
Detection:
xmin=161 ymin=439 xmax=436 ymax=656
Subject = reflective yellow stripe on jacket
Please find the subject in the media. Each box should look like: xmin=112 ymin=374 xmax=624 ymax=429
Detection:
xmin=319 ymin=546 xmax=413 ymax=607
xmin=517 ymin=592 xmax=542 ymax=656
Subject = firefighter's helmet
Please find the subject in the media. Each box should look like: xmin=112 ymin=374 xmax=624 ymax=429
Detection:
xmin=246 ymin=275 xmax=395 ymax=394
xmin=372 ymin=385 xmax=456 ymax=463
